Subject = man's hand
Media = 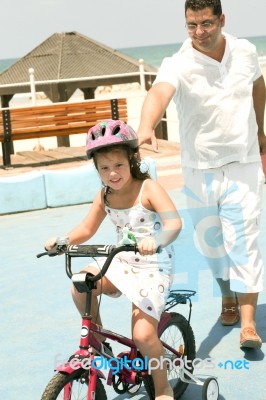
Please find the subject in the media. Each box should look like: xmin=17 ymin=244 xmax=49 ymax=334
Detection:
xmin=258 ymin=129 xmax=266 ymax=155
xmin=138 ymin=128 xmax=159 ymax=152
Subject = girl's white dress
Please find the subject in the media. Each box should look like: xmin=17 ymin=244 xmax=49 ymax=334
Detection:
xmin=91 ymin=180 xmax=175 ymax=321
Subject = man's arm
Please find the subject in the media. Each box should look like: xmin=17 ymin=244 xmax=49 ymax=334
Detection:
xmin=137 ymin=82 xmax=176 ymax=151
xmin=253 ymin=75 xmax=266 ymax=154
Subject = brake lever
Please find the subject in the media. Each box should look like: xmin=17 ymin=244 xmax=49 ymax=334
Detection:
xmin=36 ymin=251 xmax=48 ymax=258
xmin=36 ymin=245 xmax=61 ymax=258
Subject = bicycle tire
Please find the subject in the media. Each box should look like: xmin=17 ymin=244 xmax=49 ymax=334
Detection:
xmin=143 ymin=312 xmax=196 ymax=400
xmin=41 ymin=369 xmax=107 ymax=400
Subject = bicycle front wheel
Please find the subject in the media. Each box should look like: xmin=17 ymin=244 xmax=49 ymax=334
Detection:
xmin=144 ymin=312 xmax=196 ymax=400
xmin=41 ymin=369 xmax=107 ymax=400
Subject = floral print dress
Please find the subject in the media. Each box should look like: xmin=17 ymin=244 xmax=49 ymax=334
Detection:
xmin=91 ymin=180 xmax=175 ymax=321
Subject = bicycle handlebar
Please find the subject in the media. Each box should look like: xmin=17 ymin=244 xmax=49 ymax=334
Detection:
xmin=37 ymin=244 xmax=141 ymax=281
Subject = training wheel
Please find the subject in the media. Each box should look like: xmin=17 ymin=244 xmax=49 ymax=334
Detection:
xmin=127 ymin=383 xmax=142 ymax=394
xmin=202 ymin=377 xmax=219 ymax=400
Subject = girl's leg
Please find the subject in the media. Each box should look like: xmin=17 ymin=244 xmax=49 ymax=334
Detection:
xmin=71 ymin=265 xmax=118 ymax=337
xmin=132 ymin=305 xmax=173 ymax=400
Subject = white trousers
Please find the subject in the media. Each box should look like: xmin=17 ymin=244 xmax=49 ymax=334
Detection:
xmin=182 ymin=162 xmax=265 ymax=293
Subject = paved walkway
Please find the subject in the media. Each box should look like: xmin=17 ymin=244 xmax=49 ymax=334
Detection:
xmin=0 ymin=140 xmax=181 ymax=180
xmin=0 ymin=144 xmax=265 ymax=399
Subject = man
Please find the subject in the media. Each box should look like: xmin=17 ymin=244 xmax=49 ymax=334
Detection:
xmin=138 ymin=0 xmax=266 ymax=348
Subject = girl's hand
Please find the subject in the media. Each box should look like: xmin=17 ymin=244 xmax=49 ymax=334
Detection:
xmin=137 ymin=237 xmax=157 ymax=256
xmin=44 ymin=237 xmax=57 ymax=251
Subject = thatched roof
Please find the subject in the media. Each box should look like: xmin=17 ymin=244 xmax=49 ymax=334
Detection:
xmin=0 ymin=31 xmax=157 ymax=104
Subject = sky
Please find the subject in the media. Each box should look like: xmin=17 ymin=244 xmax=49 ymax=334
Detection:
xmin=1 ymin=0 xmax=266 ymax=59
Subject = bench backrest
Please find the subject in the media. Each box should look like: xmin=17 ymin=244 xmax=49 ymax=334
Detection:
xmin=0 ymin=98 xmax=127 ymax=141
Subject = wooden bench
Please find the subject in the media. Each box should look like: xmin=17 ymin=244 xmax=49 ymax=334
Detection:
xmin=0 ymin=98 xmax=127 ymax=167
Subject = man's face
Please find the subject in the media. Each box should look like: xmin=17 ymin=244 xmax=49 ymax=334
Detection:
xmin=185 ymin=7 xmax=225 ymax=54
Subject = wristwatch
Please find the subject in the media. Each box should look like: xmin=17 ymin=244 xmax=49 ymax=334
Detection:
xmin=56 ymin=236 xmax=70 ymax=245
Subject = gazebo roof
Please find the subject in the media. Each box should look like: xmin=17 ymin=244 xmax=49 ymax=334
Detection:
xmin=0 ymin=31 xmax=157 ymax=103
xmin=0 ymin=31 xmax=156 ymax=84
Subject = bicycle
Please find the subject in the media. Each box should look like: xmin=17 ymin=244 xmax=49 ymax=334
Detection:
xmin=37 ymin=241 xmax=219 ymax=400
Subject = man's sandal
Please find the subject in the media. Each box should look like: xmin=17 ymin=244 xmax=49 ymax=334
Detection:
xmin=240 ymin=327 xmax=262 ymax=349
xmin=220 ymin=297 xmax=240 ymax=326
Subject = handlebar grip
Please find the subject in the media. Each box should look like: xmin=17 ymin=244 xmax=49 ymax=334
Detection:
xmin=66 ymin=244 xmax=162 ymax=256
xmin=36 ymin=245 xmax=60 ymax=258
xmin=66 ymin=244 xmax=116 ymax=256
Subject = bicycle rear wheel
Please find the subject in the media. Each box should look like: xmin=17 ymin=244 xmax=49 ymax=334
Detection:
xmin=41 ymin=369 xmax=107 ymax=400
xmin=144 ymin=312 xmax=196 ymax=399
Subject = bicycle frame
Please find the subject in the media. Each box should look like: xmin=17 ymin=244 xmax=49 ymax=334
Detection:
xmin=55 ymin=291 xmax=182 ymax=398
xmin=38 ymin=243 xmax=197 ymax=400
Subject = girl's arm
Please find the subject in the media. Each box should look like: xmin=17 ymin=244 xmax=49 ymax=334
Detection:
xmin=45 ymin=189 xmax=106 ymax=249
xmin=67 ymin=190 xmax=107 ymax=244
xmin=139 ymin=179 xmax=182 ymax=254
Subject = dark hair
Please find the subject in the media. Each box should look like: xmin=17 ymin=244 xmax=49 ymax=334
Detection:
xmin=185 ymin=0 xmax=222 ymax=16
xmin=92 ymin=144 xmax=151 ymax=205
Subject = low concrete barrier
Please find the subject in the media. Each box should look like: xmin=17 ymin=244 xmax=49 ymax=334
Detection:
xmin=0 ymin=171 xmax=46 ymax=214
xmin=44 ymin=163 xmax=102 ymax=208
xmin=0 ymin=157 xmax=157 ymax=214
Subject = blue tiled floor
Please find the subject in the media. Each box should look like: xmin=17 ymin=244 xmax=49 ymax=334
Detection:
xmin=1 ymin=187 xmax=265 ymax=399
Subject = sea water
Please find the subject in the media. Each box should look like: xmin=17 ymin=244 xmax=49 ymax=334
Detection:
xmin=0 ymin=35 xmax=265 ymax=72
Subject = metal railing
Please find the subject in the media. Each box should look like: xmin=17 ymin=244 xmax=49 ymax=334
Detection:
xmin=0 ymin=59 xmax=155 ymax=92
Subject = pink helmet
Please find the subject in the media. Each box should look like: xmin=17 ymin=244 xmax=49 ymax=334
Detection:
xmin=86 ymin=119 xmax=138 ymax=159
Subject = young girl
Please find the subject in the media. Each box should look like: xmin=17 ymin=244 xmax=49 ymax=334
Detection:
xmin=45 ymin=119 xmax=182 ymax=400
